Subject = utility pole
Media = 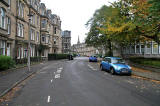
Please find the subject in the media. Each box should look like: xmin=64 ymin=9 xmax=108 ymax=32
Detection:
xmin=28 ymin=7 xmax=33 ymax=71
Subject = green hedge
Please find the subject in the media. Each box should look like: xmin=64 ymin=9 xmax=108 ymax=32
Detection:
xmin=129 ymin=57 xmax=160 ymax=68
xmin=0 ymin=55 xmax=15 ymax=70
xmin=48 ymin=54 xmax=68 ymax=60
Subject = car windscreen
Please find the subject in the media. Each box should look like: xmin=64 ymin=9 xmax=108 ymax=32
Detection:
xmin=111 ymin=58 xmax=125 ymax=64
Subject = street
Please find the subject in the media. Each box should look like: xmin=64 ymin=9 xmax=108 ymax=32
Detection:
xmin=0 ymin=57 xmax=160 ymax=106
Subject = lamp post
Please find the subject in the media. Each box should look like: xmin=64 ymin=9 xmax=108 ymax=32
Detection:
xmin=27 ymin=8 xmax=33 ymax=71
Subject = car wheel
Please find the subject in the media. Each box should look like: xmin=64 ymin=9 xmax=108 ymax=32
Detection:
xmin=100 ymin=65 xmax=103 ymax=71
xmin=128 ymin=73 xmax=132 ymax=76
xmin=110 ymin=68 xmax=115 ymax=75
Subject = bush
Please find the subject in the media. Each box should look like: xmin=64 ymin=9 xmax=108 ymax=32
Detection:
xmin=129 ymin=57 xmax=160 ymax=68
xmin=0 ymin=55 xmax=15 ymax=70
xmin=48 ymin=54 xmax=68 ymax=60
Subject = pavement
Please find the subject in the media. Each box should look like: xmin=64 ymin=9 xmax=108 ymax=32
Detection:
xmin=0 ymin=60 xmax=66 ymax=98
xmin=0 ymin=57 xmax=160 ymax=106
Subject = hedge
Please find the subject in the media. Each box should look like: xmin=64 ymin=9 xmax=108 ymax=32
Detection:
xmin=129 ymin=57 xmax=160 ymax=68
xmin=48 ymin=54 xmax=68 ymax=60
xmin=0 ymin=55 xmax=15 ymax=70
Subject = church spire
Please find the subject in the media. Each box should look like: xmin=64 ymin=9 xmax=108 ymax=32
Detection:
xmin=77 ymin=35 xmax=80 ymax=44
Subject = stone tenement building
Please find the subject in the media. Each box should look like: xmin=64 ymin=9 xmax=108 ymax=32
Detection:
xmin=62 ymin=30 xmax=71 ymax=54
xmin=0 ymin=0 xmax=62 ymax=59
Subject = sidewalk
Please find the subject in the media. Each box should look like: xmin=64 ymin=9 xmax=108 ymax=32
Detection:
xmin=0 ymin=61 xmax=48 ymax=97
xmin=131 ymin=66 xmax=160 ymax=81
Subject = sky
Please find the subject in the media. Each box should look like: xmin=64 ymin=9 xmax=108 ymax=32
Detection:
xmin=41 ymin=0 xmax=116 ymax=45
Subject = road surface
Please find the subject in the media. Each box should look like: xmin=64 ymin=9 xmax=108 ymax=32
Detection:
xmin=0 ymin=57 xmax=160 ymax=106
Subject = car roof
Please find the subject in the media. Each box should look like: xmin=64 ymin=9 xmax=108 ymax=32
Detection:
xmin=105 ymin=57 xmax=121 ymax=59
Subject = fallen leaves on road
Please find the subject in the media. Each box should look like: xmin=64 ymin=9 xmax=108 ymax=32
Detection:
xmin=132 ymin=75 xmax=160 ymax=84
xmin=132 ymin=67 xmax=152 ymax=73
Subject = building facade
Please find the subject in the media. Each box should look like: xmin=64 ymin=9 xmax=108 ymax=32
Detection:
xmin=122 ymin=41 xmax=160 ymax=58
xmin=62 ymin=30 xmax=71 ymax=54
xmin=71 ymin=37 xmax=98 ymax=56
xmin=0 ymin=0 xmax=16 ymax=58
xmin=0 ymin=0 xmax=62 ymax=60
xmin=52 ymin=14 xmax=62 ymax=54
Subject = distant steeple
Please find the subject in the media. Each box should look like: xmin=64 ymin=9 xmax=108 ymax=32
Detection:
xmin=77 ymin=35 xmax=80 ymax=44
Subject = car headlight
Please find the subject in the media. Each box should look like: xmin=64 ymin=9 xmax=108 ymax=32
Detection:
xmin=128 ymin=66 xmax=132 ymax=70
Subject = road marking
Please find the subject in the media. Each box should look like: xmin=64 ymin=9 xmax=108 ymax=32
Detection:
xmin=126 ymin=80 xmax=134 ymax=84
xmin=51 ymin=79 xmax=53 ymax=83
xmin=57 ymin=69 xmax=62 ymax=73
xmin=59 ymin=67 xmax=63 ymax=70
xmin=47 ymin=96 xmax=51 ymax=103
xmin=55 ymin=74 xmax=60 ymax=79
xmin=92 ymin=69 xmax=97 ymax=71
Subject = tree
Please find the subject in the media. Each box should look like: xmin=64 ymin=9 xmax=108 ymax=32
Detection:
xmin=131 ymin=0 xmax=160 ymax=43
xmin=85 ymin=5 xmax=115 ymax=56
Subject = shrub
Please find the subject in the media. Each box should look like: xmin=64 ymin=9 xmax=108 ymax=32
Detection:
xmin=129 ymin=57 xmax=160 ymax=68
xmin=0 ymin=55 xmax=15 ymax=70
xmin=48 ymin=54 xmax=68 ymax=60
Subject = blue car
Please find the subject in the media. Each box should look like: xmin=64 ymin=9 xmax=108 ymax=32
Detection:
xmin=89 ymin=56 xmax=97 ymax=62
xmin=100 ymin=57 xmax=132 ymax=75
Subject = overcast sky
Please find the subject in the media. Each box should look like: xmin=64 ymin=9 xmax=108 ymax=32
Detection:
xmin=41 ymin=0 xmax=116 ymax=45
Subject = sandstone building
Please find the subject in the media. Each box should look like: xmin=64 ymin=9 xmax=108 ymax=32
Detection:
xmin=0 ymin=0 xmax=62 ymax=61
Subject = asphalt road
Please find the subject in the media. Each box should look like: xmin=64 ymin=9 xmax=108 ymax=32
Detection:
xmin=0 ymin=57 xmax=160 ymax=106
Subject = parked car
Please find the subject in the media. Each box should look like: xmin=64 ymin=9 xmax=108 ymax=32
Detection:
xmin=100 ymin=57 xmax=132 ymax=75
xmin=89 ymin=56 xmax=97 ymax=62
xmin=68 ymin=54 xmax=73 ymax=60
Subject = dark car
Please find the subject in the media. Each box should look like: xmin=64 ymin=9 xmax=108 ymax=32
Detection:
xmin=68 ymin=54 xmax=73 ymax=60
xmin=89 ymin=56 xmax=97 ymax=62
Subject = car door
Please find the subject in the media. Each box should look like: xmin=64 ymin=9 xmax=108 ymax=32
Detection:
xmin=102 ymin=58 xmax=110 ymax=70
xmin=106 ymin=58 xmax=111 ymax=70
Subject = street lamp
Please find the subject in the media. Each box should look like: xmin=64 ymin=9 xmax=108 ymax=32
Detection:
xmin=27 ymin=8 xmax=33 ymax=71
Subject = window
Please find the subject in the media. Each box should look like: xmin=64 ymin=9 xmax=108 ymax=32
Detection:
xmin=42 ymin=36 xmax=45 ymax=42
xmin=36 ymin=32 xmax=39 ymax=42
xmin=54 ymin=38 xmax=56 ymax=44
xmin=0 ymin=40 xmax=6 ymax=55
xmin=41 ymin=19 xmax=46 ymax=28
xmin=0 ymin=8 xmax=6 ymax=29
xmin=7 ymin=17 xmax=11 ymax=34
xmin=46 ymin=36 xmax=49 ymax=43
xmin=17 ymin=23 xmax=24 ymax=37
xmin=7 ymin=43 xmax=10 ymax=56
xmin=32 ymin=14 xmax=35 ymax=25
xmin=54 ymin=27 xmax=57 ymax=34
xmin=30 ymin=29 xmax=35 ymax=41
xmin=37 ymin=16 xmax=39 ymax=26
xmin=8 ymin=0 xmax=11 ymax=9
xmin=153 ymin=43 xmax=158 ymax=54
xmin=18 ymin=1 xmax=24 ymax=18
xmin=146 ymin=42 xmax=151 ymax=54
xmin=54 ymin=49 xmax=56 ymax=53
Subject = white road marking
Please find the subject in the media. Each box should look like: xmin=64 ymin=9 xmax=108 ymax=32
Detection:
xmin=47 ymin=96 xmax=50 ymax=103
xmin=126 ymin=80 xmax=134 ymax=84
xmin=92 ymin=69 xmax=97 ymax=71
xmin=51 ymin=79 xmax=53 ymax=83
xmin=55 ymin=74 xmax=60 ymax=79
xmin=59 ymin=67 xmax=63 ymax=70
xmin=57 ymin=69 xmax=62 ymax=73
